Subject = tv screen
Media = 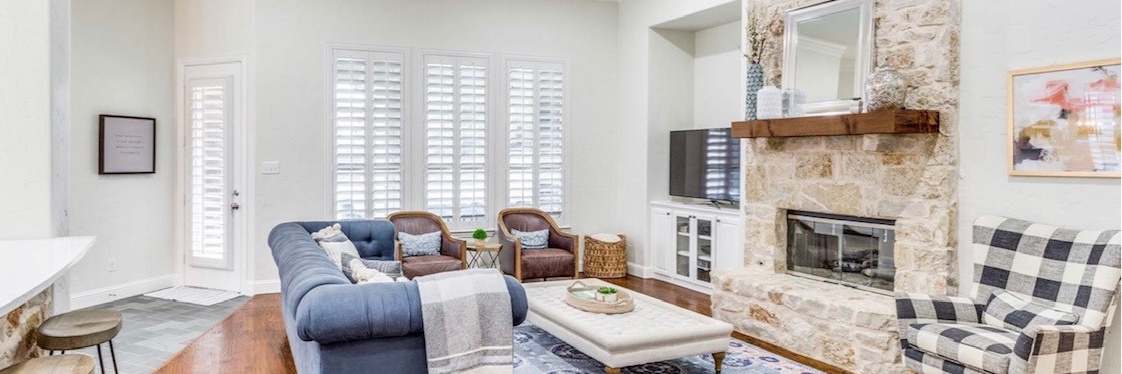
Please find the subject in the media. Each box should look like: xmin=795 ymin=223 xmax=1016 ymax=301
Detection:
xmin=669 ymin=128 xmax=740 ymax=202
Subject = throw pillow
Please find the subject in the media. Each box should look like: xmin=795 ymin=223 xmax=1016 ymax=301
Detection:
xmin=399 ymin=231 xmax=442 ymax=257
xmin=319 ymin=240 xmax=361 ymax=270
xmin=512 ymin=229 xmax=549 ymax=249
xmin=982 ymin=289 xmax=1079 ymax=332
xmin=340 ymin=253 xmax=403 ymax=282
xmin=312 ymin=223 xmax=350 ymax=243
xmin=345 ymin=257 xmax=396 ymax=284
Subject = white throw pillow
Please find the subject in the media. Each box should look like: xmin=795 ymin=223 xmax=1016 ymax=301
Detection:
xmin=346 ymin=258 xmax=396 ymax=284
xmin=319 ymin=240 xmax=360 ymax=270
xmin=513 ymin=229 xmax=549 ymax=249
xmin=399 ymin=231 xmax=442 ymax=257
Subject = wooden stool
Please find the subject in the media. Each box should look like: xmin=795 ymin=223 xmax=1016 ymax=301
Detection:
xmin=36 ymin=310 xmax=122 ymax=374
xmin=0 ymin=355 xmax=96 ymax=374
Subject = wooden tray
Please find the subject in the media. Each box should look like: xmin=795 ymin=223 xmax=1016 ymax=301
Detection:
xmin=563 ymin=281 xmax=634 ymax=314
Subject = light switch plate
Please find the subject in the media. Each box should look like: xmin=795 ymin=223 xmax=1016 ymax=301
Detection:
xmin=261 ymin=161 xmax=281 ymax=175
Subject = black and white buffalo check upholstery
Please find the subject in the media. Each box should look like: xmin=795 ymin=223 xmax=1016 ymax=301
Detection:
xmin=896 ymin=215 xmax=1120 ymax=374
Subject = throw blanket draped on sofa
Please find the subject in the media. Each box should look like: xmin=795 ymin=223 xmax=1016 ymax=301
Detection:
xmin=416 ymin=269 xmax=514 ymax=374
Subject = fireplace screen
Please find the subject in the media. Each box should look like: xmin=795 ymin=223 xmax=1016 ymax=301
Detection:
xmin=786 ymin=211 xmax=895 ymax=293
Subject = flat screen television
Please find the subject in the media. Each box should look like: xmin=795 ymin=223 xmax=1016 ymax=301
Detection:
xmin=669 ymin=128 xmax=740 ymax=202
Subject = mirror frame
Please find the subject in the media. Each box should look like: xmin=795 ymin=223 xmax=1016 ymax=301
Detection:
xmin=781 ymin=0 xmax=874 ymax=116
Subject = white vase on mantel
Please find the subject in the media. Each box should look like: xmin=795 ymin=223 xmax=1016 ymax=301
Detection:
xmin=756 ymin=86 xmax=784 ymax=119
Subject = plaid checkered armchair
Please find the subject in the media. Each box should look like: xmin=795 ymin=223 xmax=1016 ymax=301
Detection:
xmin=896 ymin=216 xmax=1120 ymax=374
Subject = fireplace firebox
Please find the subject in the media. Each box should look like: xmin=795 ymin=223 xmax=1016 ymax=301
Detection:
xmin=785 ymin=211 xmax=896 ymax=294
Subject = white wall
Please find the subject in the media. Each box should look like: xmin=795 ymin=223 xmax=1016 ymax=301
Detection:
xmin=693 ymin=21 xmax=743 ymax=129
xmin=0 ymin=0 xmax=55 ymax=239
xmin=959 ymin=0 xmax=1122 ymax=371
xmin=175 ymin=0 xmax=621 ymax=284
xmin=618 ymin=0 xmax=741 ymax=266
xmin=68 ymin=0 xmax=177 ymax=299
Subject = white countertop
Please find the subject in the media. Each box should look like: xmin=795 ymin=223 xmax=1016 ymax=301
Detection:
xmin=0 ymin=236 xmax=95 ymax=316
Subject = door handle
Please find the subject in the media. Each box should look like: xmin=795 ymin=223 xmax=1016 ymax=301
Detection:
xmin=231 ymin=203 xmax=240 ymax=211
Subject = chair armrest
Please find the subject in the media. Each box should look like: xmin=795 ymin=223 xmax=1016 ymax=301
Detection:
xmin=895 ymin=292 xmax=984 ymax=347
xmin=497 ymin=228 xmax=520 ymax=279
xmin=441 ymin=234 xmax=467 ymax=267
xmin=549 ymin=230 xmax=577 ymax=253
xmin=1010 ymin=324 xmax=1104 ymax=374
xmin=394 ymin=240 xmax=403 ymax=261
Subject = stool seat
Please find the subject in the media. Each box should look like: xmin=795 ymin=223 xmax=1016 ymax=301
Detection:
xmin=36 ymin=310 xmax=123 ymax=350
xmin=0 ymin=355 xmax=95 ymax=374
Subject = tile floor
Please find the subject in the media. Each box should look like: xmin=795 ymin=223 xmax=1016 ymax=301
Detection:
xmin=66 ymin=295 xmax=249 ymax=374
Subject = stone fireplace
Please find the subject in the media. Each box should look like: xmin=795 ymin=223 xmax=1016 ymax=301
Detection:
xmin=786 ymin=211 xmax=896 ymax=293
xmin=709 ymin=0 xmax=960 ymax=373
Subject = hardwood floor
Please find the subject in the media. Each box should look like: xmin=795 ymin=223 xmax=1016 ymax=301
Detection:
xmin=156 ymin=276 xmax=846 ymax=374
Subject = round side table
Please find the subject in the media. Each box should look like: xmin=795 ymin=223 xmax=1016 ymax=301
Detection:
xmin=467 ymin=241 xmax=502 ymax=269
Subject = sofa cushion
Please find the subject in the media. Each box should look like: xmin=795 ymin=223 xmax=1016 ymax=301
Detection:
xmin=297 ymin=220 xmax=396 ymax=259
xmin=400 ymin=231 xmax=442 ymax=257
xmin=513 ymin=229 xmax=549 ymax=249
xmin=520 ymin=248 xmax=574 ymax=279
xmin=906 ymin=322 xmax=1017 ymax=374
xmin=341 ymin=253 xmax=403 ymax=282
xmin=982 ymin=289 xmax=1079 ymax=333
xmin=402 ymin=255 xmax=462 ymax=278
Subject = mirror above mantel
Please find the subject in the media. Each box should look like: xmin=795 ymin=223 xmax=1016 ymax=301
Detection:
xmin=782 ymin=0 xmax=874 ymax=116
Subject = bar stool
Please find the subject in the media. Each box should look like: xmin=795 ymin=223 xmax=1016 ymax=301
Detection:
xmin=0 ymin=355 xmax=96 ymax=374
xmin=36 ymin=309 xmax=122 ymax=374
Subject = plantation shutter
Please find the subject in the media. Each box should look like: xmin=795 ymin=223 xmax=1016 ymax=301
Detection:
xmin=333 ymin=49 xmax=406 ymax=219
xmin=187 ymin=77 xmax=232 ymax=267
xmin=423 ymin=54 xmax=488 ymax=228
xmin=506 ymin=59 xmax=567 ymax=221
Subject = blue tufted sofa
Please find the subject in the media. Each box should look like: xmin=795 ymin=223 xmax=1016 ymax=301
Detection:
xmin=268 ymin=220 xmax=529 ymax=374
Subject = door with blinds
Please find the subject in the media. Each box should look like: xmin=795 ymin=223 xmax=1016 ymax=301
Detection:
xmin=182 ymin=61 xmax=245 ymax=293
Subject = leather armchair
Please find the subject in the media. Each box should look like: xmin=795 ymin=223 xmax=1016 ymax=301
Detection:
xmin=386 ymin=211 xmax=467 ymax=278
xmin=497 ymin=208 xmax=579 ymax=281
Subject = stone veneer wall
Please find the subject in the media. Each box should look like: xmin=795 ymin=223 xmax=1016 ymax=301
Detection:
xmin=0 ymin=287 xmax=52 ymax=368
xmin=711 ymin=0 xmax=961 ymax=372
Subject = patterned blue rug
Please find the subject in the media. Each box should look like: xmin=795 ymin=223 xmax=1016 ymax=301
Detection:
xmin=513 ymin=323 xmax=824 ymax=374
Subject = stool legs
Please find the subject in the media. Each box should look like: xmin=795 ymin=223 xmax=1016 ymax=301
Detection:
xmin=96 ymin=344 xmax=105 ymax=374
xmin=109 ymin=340 xmax=118 ymax=374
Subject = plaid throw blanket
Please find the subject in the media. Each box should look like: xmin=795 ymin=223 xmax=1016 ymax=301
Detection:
xmin=416 ymin=269 xmax=513 ymax=374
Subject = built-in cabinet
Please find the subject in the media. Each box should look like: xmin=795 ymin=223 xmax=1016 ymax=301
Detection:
xmin=649 ymin=201 xmax=742 ymax=292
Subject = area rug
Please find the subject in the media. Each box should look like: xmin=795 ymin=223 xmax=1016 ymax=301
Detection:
xmin=513 ymin=323 xmax=824 ymax=374
xmin=144 ymin=286 xmax=241 ymax=306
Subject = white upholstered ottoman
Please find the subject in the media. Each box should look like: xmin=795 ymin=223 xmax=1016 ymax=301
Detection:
xmin=523 ymin=279 xmax=734 ymax=373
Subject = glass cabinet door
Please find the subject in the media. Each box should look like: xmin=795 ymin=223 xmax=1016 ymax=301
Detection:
xmin=675 ymin=215 xmax=692 ymax=277
xmin=696 ymin=217 xmax=713 ymax=282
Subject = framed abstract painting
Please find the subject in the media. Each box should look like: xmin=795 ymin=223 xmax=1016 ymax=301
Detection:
xmin=1007 ymin=58 xmax=1121 ymax=177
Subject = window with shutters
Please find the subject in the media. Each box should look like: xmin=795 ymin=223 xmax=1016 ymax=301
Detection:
xmin=422 ymin=53 xmax=489 ymax=229
xmin=331 ymin=48 xmax=407 ymax=219
xmin=188 ymin=79 xmax=231 ymax=266
xmin=504 ymin=58 xmax=568 ymax=222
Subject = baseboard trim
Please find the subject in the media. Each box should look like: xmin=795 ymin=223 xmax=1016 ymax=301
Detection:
xmin=70 ymin=274 xmax=177 ymax=310
xmin=249 ymin=279 xmax=280 ymax=295
xmin=626 ymin=262 xmax=653 ymax=278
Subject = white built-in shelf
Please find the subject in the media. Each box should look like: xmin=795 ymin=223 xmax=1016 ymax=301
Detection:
xmin=698 ymin=255 xmax=712 ymax=262
xmin=677 ymin=251 xmax=690 ymax=257
xmin=698 ymin=235 xmax=712 ymax=240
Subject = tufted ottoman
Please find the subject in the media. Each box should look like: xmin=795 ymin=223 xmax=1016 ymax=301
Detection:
xmin=523 ymin=279 xmax=733 ymax=373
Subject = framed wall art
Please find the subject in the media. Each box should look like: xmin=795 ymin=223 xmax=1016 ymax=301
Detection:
xmin=1008 ymin=58 xmax=1121 ymax=177
xmin=99 ymin=115 xmax=156 ymax=174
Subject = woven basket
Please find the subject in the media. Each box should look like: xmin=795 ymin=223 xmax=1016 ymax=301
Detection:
xmin=563 ymin=281 xmax=634 ymax=314
xmin=583 ymin=234 xmax=628 ymax=278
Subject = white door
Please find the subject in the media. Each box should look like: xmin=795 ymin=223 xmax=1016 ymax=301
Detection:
xmin=182 ymin=62 xmax=245 ymax=293
xmin=713 ymin=215 xmax=743 ymax=271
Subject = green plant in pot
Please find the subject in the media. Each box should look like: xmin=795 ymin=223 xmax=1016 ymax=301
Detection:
xmin=596 ymin=286 xmax=619 ymax=303
xmin=472 ymin=228 xmax=488 ymax=245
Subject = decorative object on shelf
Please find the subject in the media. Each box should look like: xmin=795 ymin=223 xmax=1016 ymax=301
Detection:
xmin=471 ymin=228 xmax=488 ymax=246
xmin=564 ymin=281 xmax=633 ymax=314
xmin=784 ymin=89 xmax=806 ymax=117
xmin=1008 ymin=58 xmax=1121 ymax=177
xmin=849 ymin=99 xmax=864 ymax=114
xmin=744 ymin=1 xmax=777 ymax=120
xmin=746 ymin=64 xmax=764 ymax=120
xmin=756 ymin=86 xmax=784 ymax=119
xmin=864 ymin=66 xmax=907 ymax=111
xmin=98 ymin=115 xmax=156 ymax=174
